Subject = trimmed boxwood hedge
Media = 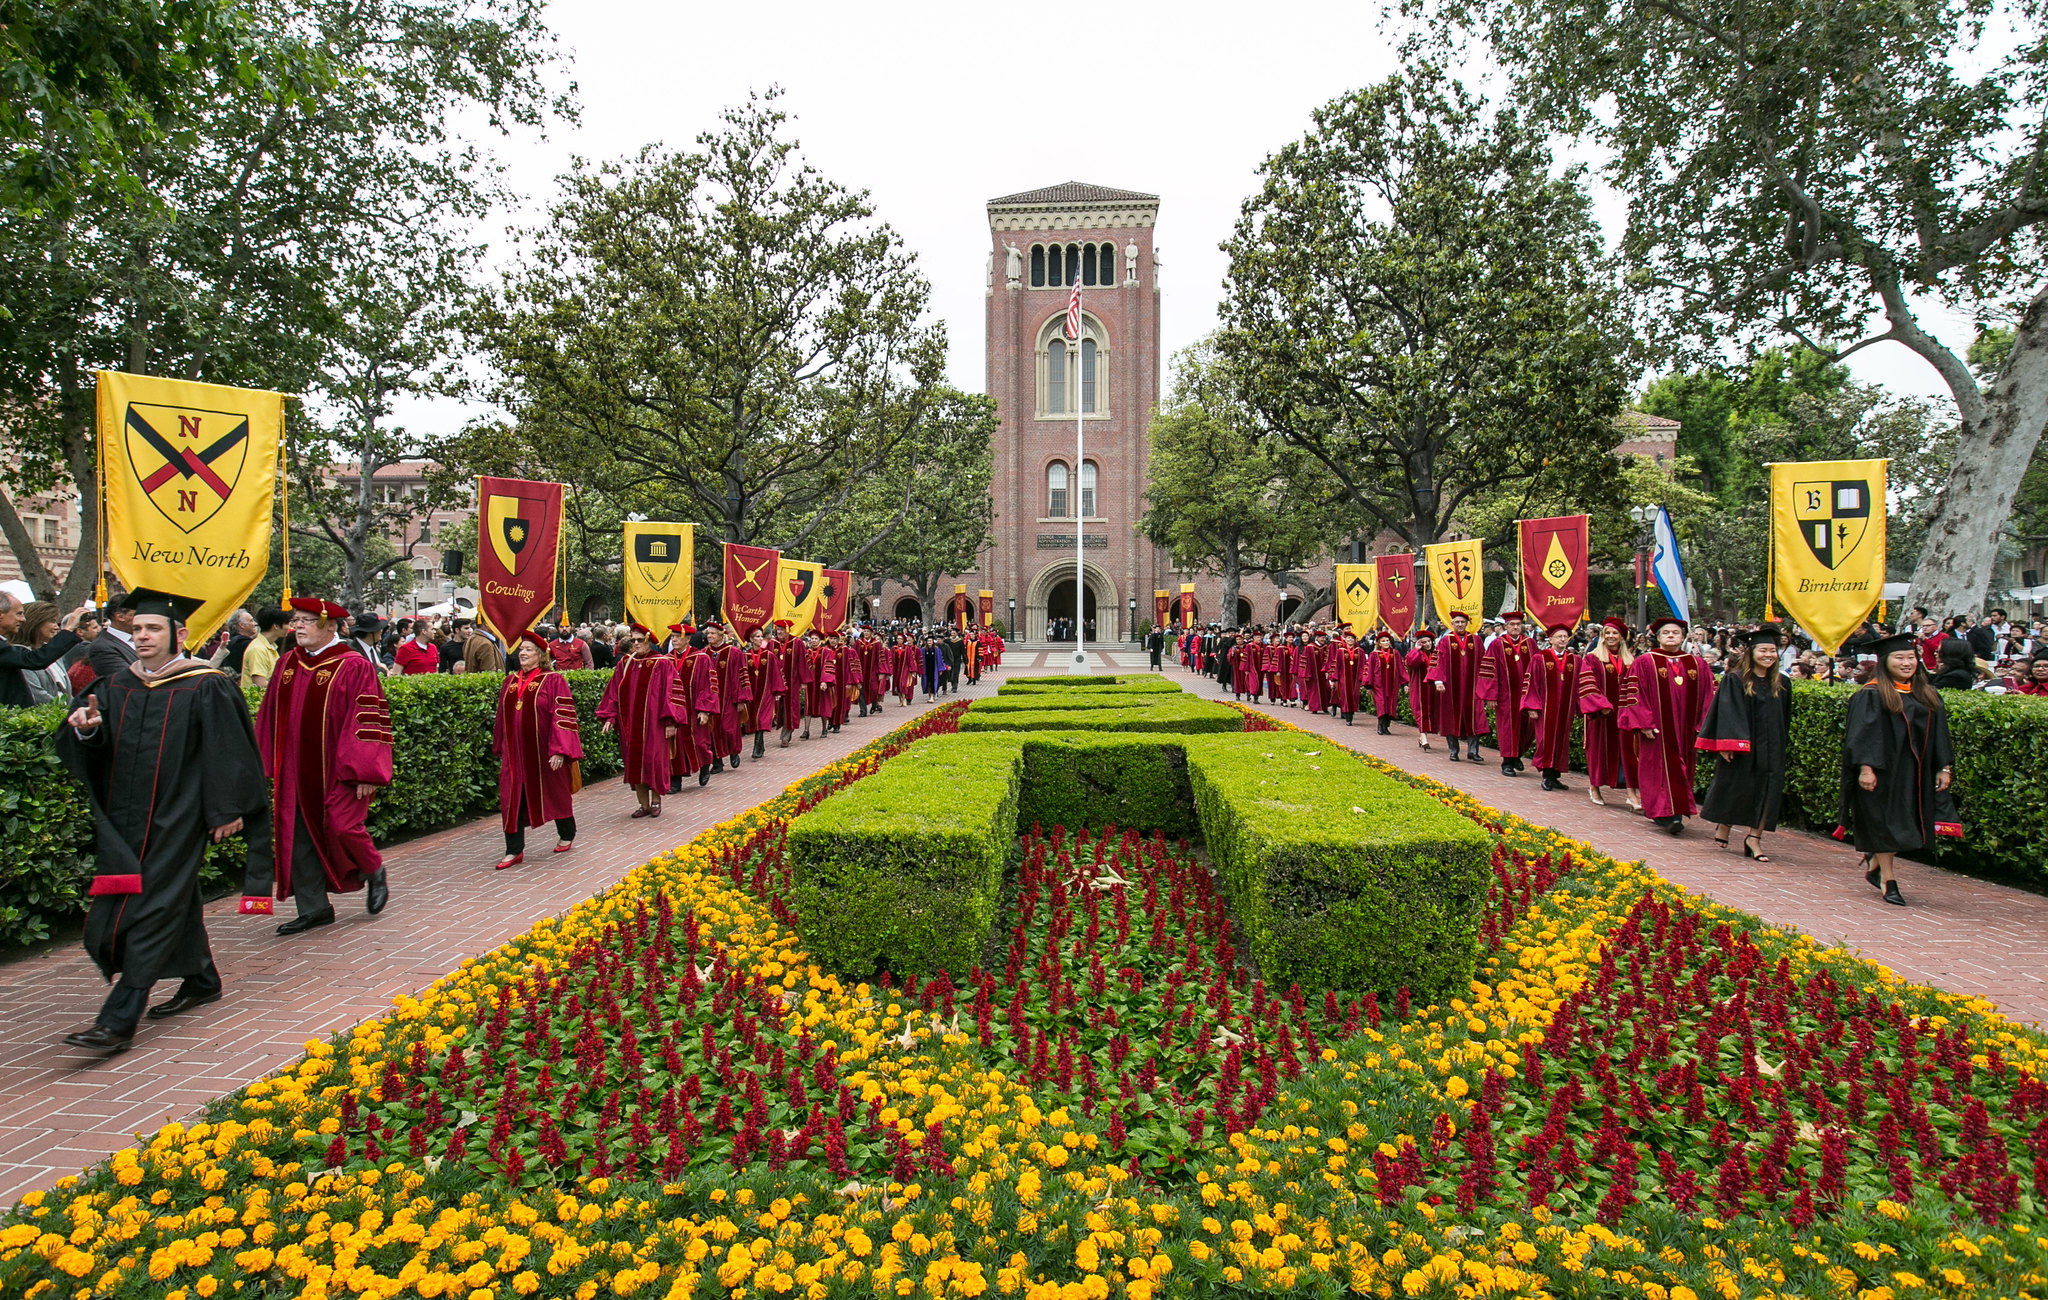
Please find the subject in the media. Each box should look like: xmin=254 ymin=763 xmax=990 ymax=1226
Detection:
xmin=998 ymin=675 xmax=1180 ymax=695
xmin=786 ymin=734 xmax=1020 ymax=978
xmin=1016 ymin=734 xmax=1199 ymax=838
xmin=789 ymin=728 xmax=1491 ymax=999
xmin=0 ymin=670 xmax=621 ymax=949
xmin=1182 ymin=735 xmax=1493 ymax=999
xmin=959 ymin=698 xmax=1244 ymax=733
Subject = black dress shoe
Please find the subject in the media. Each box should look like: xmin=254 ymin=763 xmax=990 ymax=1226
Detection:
xmin=366 ymin=871 xmax=389 ymax=915
xmin=1501 ymin=762 xmax=1518 ymax=777
xmin=1664 ymin=818 xmax=1686 ymax=837
xmin=147 ymin=989 xmax=223 ymax=1020
xmin=698 ymin=764 xmax=711 ymax=787
xmin=63 ymin=1025 xmax=133 ymax=1053
xmin=276 ymin=912 xmax=335 ymax=936
xmin=1541 ymin=776 xmax=1566 ymax=792
xmin=1448 ymin=750 xmax=1460 ymax=762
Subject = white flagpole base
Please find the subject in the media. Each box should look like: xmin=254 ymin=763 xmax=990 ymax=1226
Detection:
xmin=1067 ymin=647 xmax=1091 ymax=675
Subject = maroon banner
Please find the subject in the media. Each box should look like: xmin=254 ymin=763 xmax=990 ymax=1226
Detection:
xmin=978 ymin=590 xmax=994 ymax=627
xmin=477 ymin=476 xmax=562 ymax=644
xmin=722 ymin=542 xmax=780 ymax=638
xmin=1375 ymin=553 xmax=1416 ymax=637
xmin=815 ymin=568 xmax=851 ymax=635
xmin=1518 ymin=514 xmax=1591 ymax=631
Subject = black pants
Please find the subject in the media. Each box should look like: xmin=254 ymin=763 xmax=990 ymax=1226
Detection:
xmin=96 ymin=959 xmax=220 ymax=1033
xmin=291 ymin=810 xmax=334 ymax=921
xmin=506 ymin=816 xmax=576 ymax=855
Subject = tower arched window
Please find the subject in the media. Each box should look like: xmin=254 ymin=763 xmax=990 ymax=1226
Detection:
xmin=1047 ymin=461 xmax=1070 ymax=518
xmin=1037 ymin=314 xmax=1108 ymax=417
xmin=1030 ymin=241 xmax=1122 ymax=288
xmin=1080 ymin=460 xmax=1097 ymax=518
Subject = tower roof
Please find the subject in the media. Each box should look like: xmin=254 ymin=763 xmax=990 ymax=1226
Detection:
xmin=988 ymin=181 xmax=1158 ymax=207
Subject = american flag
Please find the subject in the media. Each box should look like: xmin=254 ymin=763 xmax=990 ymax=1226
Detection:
xmin=1065 ymin=272 xmax=1082 ymax=339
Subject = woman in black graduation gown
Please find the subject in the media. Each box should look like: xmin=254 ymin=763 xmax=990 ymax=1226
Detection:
xmin=1698 ymin=624 xmax=1793 ymax=859
xmin=1836 ymin=632 xmax=1961 ymax=907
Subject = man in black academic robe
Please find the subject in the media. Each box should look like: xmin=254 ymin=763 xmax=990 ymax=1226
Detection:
xmin=56 ymin=588 xmax=271 ymax=1052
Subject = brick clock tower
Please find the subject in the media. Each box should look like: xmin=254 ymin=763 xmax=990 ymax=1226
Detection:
xmin=942 ymin=181 xmax=1167 ymax=641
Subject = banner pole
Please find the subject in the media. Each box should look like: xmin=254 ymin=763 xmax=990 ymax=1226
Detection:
xmin=94 ymin=374 xmax=108 ymax=603
xmin=279 ymin=406 xmax=292 ymax=602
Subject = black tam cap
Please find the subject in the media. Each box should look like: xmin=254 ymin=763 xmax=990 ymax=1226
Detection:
xmin=1855 ymin=631 xmax=1918 ymax=660
xmin=121 ymin=587 xmax=207 ymax=625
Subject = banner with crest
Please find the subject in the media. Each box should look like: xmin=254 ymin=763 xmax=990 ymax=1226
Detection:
xmin=476 ymin=476 xmax=562 ymax=643
xmin=1517 ymin=514 xmax=1590 ymax=631
xmin=721 ymin=542 xmax=779 ymax=638
xmin=1424 ymin=538 xmax=1485 ymax=625
xmin=1374 ymin=553 xmax=1416 ymax=636
xmin=622 ymin=522 xmax=692 ymax=635
xmin=97 ymin=370 xmax=285 ymax=647
xmin=772 ymin=558 xmax=824 ymax=636
xmin=1769 ymin=459 xmax=1887 ymax=653
xmin=815 ymin=568 xmax=852 ymax=635
xmin=1334 ymin=564 xmax=1376 ymax=637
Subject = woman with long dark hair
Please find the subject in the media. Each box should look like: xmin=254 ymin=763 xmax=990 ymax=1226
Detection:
xmin=1576 ymin=617 xmax=1637 ymax=809
xmin=1836 ymin=632 xmax=1961 ymax=906
xmin=1699 ymin=624 xmax=1792 ymax=859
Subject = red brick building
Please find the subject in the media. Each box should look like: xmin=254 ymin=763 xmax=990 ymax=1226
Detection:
xmin=879 ymin=181 xmax=1319 ymax=640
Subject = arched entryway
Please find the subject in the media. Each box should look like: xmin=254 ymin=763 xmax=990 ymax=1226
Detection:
xmin=1046 ymin=579 xmax=1097 ymax=641
xmin=1277 ymin=595 xmax=1302 ymax=624
xmin=1234 ymin=597 xmax=1253 ymax=628
xmin=1025 ymin=560 xmax=1121 ymax=642
xmin=893 ymin=596 xmax=922 ymax=622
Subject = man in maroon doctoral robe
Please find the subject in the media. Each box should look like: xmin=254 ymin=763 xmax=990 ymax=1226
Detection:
xmin=1294 ymin=632 xmax=1327 ymax=715
xmin=834 ymin=633 xmax=862 ymax=729
xmin=596 ymin=624 xmax=678 ymax=817
xmin=893 ymin=633 xmax=920 ymax=706
xmin=248 ymin=596 xmax=392 ymax=934
xmin=775 ymin=621 xmax=807 ymax=744
xmin=1477 ymin=610 xmax=1537 ymax=778
xmin=803 ymin=632 xmax=835 ymax=738
xmin=494 ymin=630 xmax=582 ymax=868
xmin=704 ymin=623 xmax=751 ymax=772
xmin=1521 ymin=622 xmax=1579 ymax=791
xmin=857 ymin=629 xmax=885 ymax=716
xmin=671 ymin=627 xmax=722 ymax=786
xmin=1427 ymin=612 xmax=1486 ymax=762
xmin=1326 ymin=630 xmax=1364 ymax=723
xmin=1619 ymin=616 xmax=1717 ymax=834
xmin=1365 ymin=631 xmax=1404 ymax=733
xmin=1404 ymin=631 xmax=1438 ymax=751
xmin=743 ymin=627 xmax=784 ymax=759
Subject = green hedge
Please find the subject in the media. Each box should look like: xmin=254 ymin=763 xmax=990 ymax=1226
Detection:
xmin=1183 ymin=735 xmax=1493 ymax=999
xmin=1016 ymin=735 xmax=1198 ymax=838
xmin=961 ymin=695 xmax=1243 ymax=734
xmin=0 ymin=669 xmax=621 ymax=949
xmin=998 ymin=675 xmax=1181 ymax=695
xmin=969 ymin=694 xmax=1153 ymax=713
xmin=789 ymin=728 xmax=1491 ymax=998
xmin=786 ymin=734 xmax=1020 ymax=978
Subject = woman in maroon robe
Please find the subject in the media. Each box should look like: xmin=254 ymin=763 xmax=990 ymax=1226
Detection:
xmin=705 ymin=624 xmax=750 ymax=771
xmin=777 ymin=622 xmax=808 ymax=744
xmin=494 ymin=632 xmax=582 ymax=869
xmin=805 ymin=634 xmax=837 ymax=738
xmin=1294 ymin=634 xmax=1328 ymax=714
xmin=1404 ymin=631 xmax=1437 ymax=751
xmin=1231 ymin=634 xmax=1261 ymax=701
xmin=834 ymin=634 xmax=862 ymax=729
xmin=1618 ymin=616 xmax=1716 ymax=834
xmin=1577 ymin=617 xmax=1637 ymax=809
xmin=893 ymin=634 xmax=920 ymax=705
xmin=1520 ymin=623 xmax=1579 ymax=791
xmin=1362 ymin=631 xmax=1402 ymax=732
xmin=743 ymin=628 xmax=784 ymax=759
xmin=596 ymin=625 xmax=678 ymax=817
xmin=859 ymin=633 xmax=887 ymax=714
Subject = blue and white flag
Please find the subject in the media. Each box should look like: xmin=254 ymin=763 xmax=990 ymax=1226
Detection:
xmin=1649 ymin=505 xmax=1690 ymax=624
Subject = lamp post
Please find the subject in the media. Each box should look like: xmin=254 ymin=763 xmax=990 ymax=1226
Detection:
xmin=1628 ymin=505 xmax=1654 ymax=634
xmin=1128 ymin=596 xmax=1137 ymax=643
xmin=1008 ymin=597 xmax=1015 ymax=640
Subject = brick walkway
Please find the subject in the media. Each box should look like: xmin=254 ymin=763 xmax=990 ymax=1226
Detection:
xmin=1161 ymin=661 xmax=2048 ymax=1032
xmin=0 ymin=673 xmax=1005 ymax=1203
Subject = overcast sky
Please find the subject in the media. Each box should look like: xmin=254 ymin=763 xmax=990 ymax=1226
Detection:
xmin=448 ymin=0 xmax=1969 ymax=428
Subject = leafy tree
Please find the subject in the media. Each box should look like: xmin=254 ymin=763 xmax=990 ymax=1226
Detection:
xmin=1419 ymin=0 xmax=2048 ymax=616
xmin=473 ymin=93 xmax=949 ymax=561
xmin=1638 ymin=349 xmax=1853 ymax=506
xmin=0 ymin=0 xmax=567 ymax=606
xmin=1141 ymin=336 xmax=1341 ymax=628
xmin=1220 ymin=68 xmax=1634 ymax=556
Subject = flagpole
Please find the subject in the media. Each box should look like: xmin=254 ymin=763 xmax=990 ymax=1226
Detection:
xmin=1070 ymin=273 xmax=1088 ymax=675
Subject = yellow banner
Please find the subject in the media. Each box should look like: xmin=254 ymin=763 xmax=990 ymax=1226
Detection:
xmin=1770 ymin=459 xmax=1887 ymax=653
xmin=1424 ymin=538 xmax=1485 ymax=625
xmin=1334 ymin=563 xmax=1376 ymax=636
xmin=772 ymin=558 xmax=824 ymax=636
xmin=97 ymin=370 xmax=285 ymax=648
xmin=623 ymin=522 xmax=693 ymax=634
xmin=1179 ymin=582 xmax=1197 ymax=629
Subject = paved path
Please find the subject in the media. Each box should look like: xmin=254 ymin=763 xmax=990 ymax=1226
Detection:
xmin=1160 ymin=661 xmax=2048 ymax=1032
xmin=0 ymin=672 xmax=1005 ymax=1203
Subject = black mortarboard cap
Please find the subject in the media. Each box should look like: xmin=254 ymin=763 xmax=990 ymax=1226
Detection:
xmin=121 ymin=587 xmax=207 ymax=624
xmin=1739 ymin=622 xmax=1787 ymax=646
xmin=1855 ymin=631 xmax=1918 ymax=660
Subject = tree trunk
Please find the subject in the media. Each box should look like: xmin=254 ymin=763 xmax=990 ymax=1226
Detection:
xmin=0 ymin=491 xmax=60 ymax=600
xmin=1220 ymin=544 xmax=1243 ymax=629
xmin=1907 ymin=281 xmax=2048 ymax=617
